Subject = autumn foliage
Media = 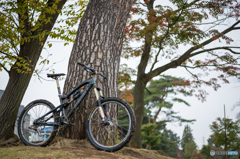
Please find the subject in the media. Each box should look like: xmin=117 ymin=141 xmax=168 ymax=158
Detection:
xmin=121 ymin=0 xmax=240 ymax=148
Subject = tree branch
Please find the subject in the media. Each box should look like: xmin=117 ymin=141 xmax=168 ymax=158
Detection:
xmin=0 ymin=51 xmax=9 ymax=56
xmin=147 ymin=20 xmax=240 ymax=80
xmin=233 ymin=27 xmax=240 ymax=30
xmin=136 ymin=0 xmax=155 ymax=83
xmin=17 ymin=0 xmax=30 ymax=38
xmin=0 ymin=12 xmax=19 ymax=28
xmin=31 ymin=0 xmax=39 ymax=23
xmin=148 ymin=3 xmax=185 ymax=79
xmin=131 ymin=80 xmax=152 ymax=94
xmin=184 ymin=67 xmax=199 ymax=80
xmin=136 ymin=2 xmax=145 ymax=7
xmin=0 ymin=63 xmax=10 ymax=75
xmin=180 ymin=63 xmax=239 ymax=69
xmin=37 ymin=0 xmax=67 ymax=32
xmin=1 ymin=28 xmax=20 ymax=55
xmin=0 ymin=51 xmax=18 ymax=62
xmin=189 ymin=47 xmax=240 ymax=57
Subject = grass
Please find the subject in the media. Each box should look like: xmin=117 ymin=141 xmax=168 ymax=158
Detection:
xmin=0 ymin=138 xmax=174 ymax=159
xmin=0 ymin=146 xmax=75 ymax=159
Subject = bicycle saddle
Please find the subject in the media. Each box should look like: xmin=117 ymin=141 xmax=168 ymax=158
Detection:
xmin=47 ymin=73 xmax=65 ymax=79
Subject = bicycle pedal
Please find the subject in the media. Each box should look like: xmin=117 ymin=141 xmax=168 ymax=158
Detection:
xmin=61 ymin=119 xmax=74 ymax=127
xmin=66 ymin=120 xmax=74 ymax=126
xmin=69 ymin=121 xmax=74 ymax=126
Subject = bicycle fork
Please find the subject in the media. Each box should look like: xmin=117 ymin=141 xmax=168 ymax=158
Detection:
xmin=93 ymin=86 xmax=110 ymax=123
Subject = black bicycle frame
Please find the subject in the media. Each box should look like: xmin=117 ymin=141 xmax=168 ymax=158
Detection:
xmin=34 ymin=77 xmax=99 ymax=126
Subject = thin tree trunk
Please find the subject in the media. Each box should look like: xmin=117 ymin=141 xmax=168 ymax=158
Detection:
xmin=0 ymin=0 xmax=67 ymax=145
xmin=62 ymin=0 xmax=133 ymax=140
xmin=153 ymin=102 xmax=163 ymax=124
xmin=129 ymin=0 xmax=155 ymax=148
xmin=0 ymin=40 xmax=47 ymax=144
xmin=0 ymin=69 xmax=32 ymax=143
xmin=129 ymin=78 xmax=146 ymax=148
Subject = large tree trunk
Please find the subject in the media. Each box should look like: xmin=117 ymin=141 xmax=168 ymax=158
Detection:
xmin=0 ymin=0 xmax=67 ymax=145
xmin=62 ymin=0 xmax=133 ymax=139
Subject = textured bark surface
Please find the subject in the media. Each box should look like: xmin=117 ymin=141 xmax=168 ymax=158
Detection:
xmin=0 ymin=0 xmax=67 ymax=144
xmin=129 ymin=77 xmax=147 ymax=148
xmin=0 ymin=40 xmax=50 ymax=142
xmin=128 ymin=0 xmax=155 ymax=148
xmin=62 ymin=0 xmax=133 ymax=140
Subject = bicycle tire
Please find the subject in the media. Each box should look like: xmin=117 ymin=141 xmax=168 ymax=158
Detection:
xmin=18 ymin=99 xmax=59 ymax=146
xmin=86 ymin=97 xmax=135 ymax=152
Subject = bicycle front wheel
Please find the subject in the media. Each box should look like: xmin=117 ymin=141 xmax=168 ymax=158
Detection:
xmin=86 ymin=98 xmax=135 ymax=152
xmin=18 ymin=100 xmax=58 ymax=146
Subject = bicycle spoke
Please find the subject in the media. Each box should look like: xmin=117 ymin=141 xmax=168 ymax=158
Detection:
xmin=40 ymin=105 xmax=44 ymax=117
xmin=87 ymin=99 xmax=134 ymax=151
xmin=32 ymin=108 xmax=38 ymax=118
xmin=116 ymin=127 xmax=127 ymax=137
xmin=19 ymin=101 xmax=57 ymax=146
xmin=117 ymin=125 xmax=129 ymax=131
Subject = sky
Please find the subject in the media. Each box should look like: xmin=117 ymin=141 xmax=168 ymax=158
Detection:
xmin=1 ymin=0 xmax=240 ymax=150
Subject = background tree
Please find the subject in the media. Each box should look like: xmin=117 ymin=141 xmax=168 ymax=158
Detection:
xmin=121 ymin=0 xmax=240 ymax=148
xmin=207 ymin=134 xmax=220 ymax=147
xmin=62 ymin=0 xmax=133 ymax=139
xmin=118 ymin=75 xmax=195 ymax=149
xmin=181 ymin=125 xmax=195 ymax=151
xmin=0 ymin=0 xmax=87 ymax=145
xmin=153 ymin=129 xmax=181 ymax=158
xmin=236 ymin=112 xmax=240 ymax=121
xmin=182 ymin=141 xmax=198 ymax=159
xmin=141 ymin=123 xmax=161 ymax=149
xmin=144 ymin=75 xmax=195 ymax=125
xmin=142 ymin=75 xmax=195 ymax=149
xmin=201 ymin=145 xmax=213 ymax=159
xmin=210 ymin=117 xmax=240 ymax=150
xmin=207 ymin=134 xmax=214 ymax=146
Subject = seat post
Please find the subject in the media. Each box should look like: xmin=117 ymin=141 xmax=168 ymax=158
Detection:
xmin=55 ymin=77 xmax=62 ymax=96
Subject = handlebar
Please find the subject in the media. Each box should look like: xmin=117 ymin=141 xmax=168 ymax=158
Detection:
xmin=77 ymin=62 xmax=107 ymax=80
xmin=77 ymin=62 xmax=94 ymax=72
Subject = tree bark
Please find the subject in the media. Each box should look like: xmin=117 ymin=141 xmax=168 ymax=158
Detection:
xmin=129 ymin=78 xmax=147 ymax=148
xmin=0 ymin=40 xmax=49 ymax=142
xmin=129 ymin=0 xmax=155 ymax=148
xmin=128 ymin=34 xmax=152 ymax=148
xmin=62 ymin=0 xmax=133 ymax=140
xmin=0 ymin=0 xmax=67 ymax=144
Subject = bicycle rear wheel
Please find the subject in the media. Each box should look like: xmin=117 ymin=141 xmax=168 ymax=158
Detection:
xmin=86 ymin=98 xmax=135 ymax=152
xmin=18 ymin=100 xmax=58 ymax=146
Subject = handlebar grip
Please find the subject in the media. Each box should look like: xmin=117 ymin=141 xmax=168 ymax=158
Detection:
xmin=77 ymin=62 xmax=106 ymax=79
xmin=77 ymin=62 xmax=86 ymax=67
xmin=77 ymin=61 xmax=95 ymax=72
xmin=102 ymin=74 xmax=107 ymax=79
xmin=99 ymin=73 xmax=108 ymax=80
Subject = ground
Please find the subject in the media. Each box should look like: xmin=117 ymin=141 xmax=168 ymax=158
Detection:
xmin=0 ymin=138 xmax=174 ymax=159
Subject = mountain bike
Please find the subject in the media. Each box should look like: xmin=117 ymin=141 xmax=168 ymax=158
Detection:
xmin=18 ymin=62 xmax=135 ymax=152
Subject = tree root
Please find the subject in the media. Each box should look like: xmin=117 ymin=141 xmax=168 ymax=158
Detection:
xmin=0 ymin=135 xmax=23 ymax=147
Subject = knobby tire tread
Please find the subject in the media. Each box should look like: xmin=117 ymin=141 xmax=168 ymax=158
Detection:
xmin=86 ymin=97 xmax=136 ymax=152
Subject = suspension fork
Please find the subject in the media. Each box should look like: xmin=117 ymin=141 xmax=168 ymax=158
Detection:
xmin=93 ymin=86 xmax=110 ymax=121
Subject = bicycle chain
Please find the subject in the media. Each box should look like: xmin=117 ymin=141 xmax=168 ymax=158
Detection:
xmin=40 ymin=115 xmax=71 ymax=145
xmin=41 ymin=115 xmax=71 ymax=133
